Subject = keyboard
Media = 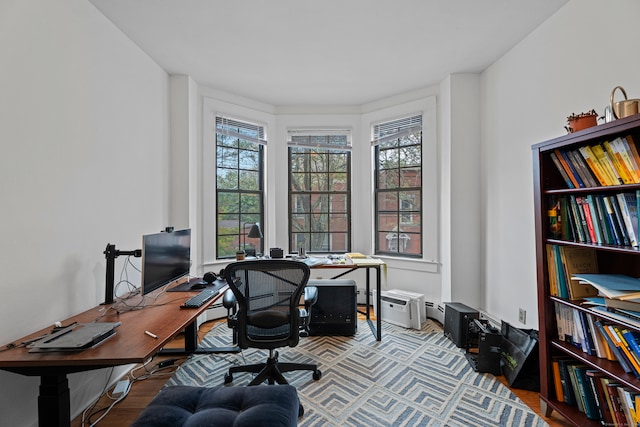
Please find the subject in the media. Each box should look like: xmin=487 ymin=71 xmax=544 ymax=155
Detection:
xmin=182 ymin=289 xmax=220 ymax=308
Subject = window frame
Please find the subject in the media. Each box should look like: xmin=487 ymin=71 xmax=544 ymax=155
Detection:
xmin=287 ymin=132 xmax=352 ymax=254
xmin=214 ymin=116 xmax=266 ymax=259
xmin=373 ymin=114 xmax=423 ymax=258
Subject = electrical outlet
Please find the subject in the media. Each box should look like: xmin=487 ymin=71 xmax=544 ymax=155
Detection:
xmin=518 ymin=308 xmax=526 ymax=324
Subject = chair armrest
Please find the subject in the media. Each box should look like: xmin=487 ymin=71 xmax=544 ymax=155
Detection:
xmin=304 ymin=286 xmax=318 ymax=307
xmin=222 ymin=289 xmax=236 ymax=309
xmin=223 ymin=289 xmax=238 ymax=329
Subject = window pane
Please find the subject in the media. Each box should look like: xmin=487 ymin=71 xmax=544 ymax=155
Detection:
xmin=377 ymin=191 xmax=398 ymax=212
xmin=310 ymin=194 xmax=329 ymax=213
xmin=291 ymin=214 xmax=310 ymax=232
xmin=329 ymin=213 xmax=348 ymax=232
xmin=240 ymin=193 xmax=261 ymax=214
xmin=217 ymin=146 xmax=238 ymax=168
xmin=310 ymin=212 xmax=328 ymax=232
xmin=400 ymin=145 xmax=421 ymax=167
xmin=329 ymin=233 xmax=348 ymax=251
xmin=239 ymin=170 xmax=260 ymax=191
xmin=290 ymin=153 xmax=306 ymax=172
xmin=328 ymin=171 xmax=347 ymax=189
xmin=329 ymin=194 xmax=347 ymax=213
xmin=400 ymin=167 xmax=421 ymax=188
xmin=291 ymin=194 xmax=309 ymax=213
xmin=218 ymin=192 xmax=240 ymax=212
xmin=399 ymin=190 xmax=421 ymax=211
xmin=378 ymin=169 xmax=399 ymax=189
xmin=291 ymin=172 xmax=307 ymax=191
xmin=377 ymin=212 xmax=398 ymax=233
xmin=329 ymin=153 xmax=348 ymax=172
xmin=216 ymin=168 xmax=238 ymax=190
xmin=239 ymin=149 xmax=259 ymax=170
xmin=310 ymin=173 xmax=328 ymax=191
xmin=310 ymin=233 xmax=328 ymax=251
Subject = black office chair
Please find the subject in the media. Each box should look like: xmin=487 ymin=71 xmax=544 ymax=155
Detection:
xmin=222 ymin=260 xmax=322 ymax=392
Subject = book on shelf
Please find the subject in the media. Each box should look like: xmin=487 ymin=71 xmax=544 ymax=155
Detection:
xmin=550 ymin=151 xmax=576 ymax=188
xmin=571 ymin=274 xmax=640 ymax=300
xmin=585 ymin=370 xmax=615 ymax=426
xmin=553 ymin=149 xmax=581 ymax=188
xmin=608 ymin=324 xmax=640 ymax=377
xmin=604 ymin=139 xmax=635 ymax=184
xmin=569 ymin=149 xmax=599 ymax=187
xmin=578 ymin=196 xmax=598 ymax=243
xmin=604 ymin=382 xmax=631 ymax=427
xmin=559 ymin=246 xmax=599 ymax=299
xmin=590 ymin=144 xmax=619 ymax=186
xmin=615 ymin=136 xmax=640 ymax=183
xmin=609 ymin=194 xmax=632 ymax=246
xmin=617 ymin=387 xmax=639 ymax=427
xmin=567 ymin=364 xmax=587 ymax=413
xmin=572 ymin=365 xmax=601 ymax=420
xmin=551 ymin=359 xmax=564 ymax=402
xmin=617 ymin=192 xmax=639 ymax=248
xmin=605 ymin=296 xmax=640 ymax=313
xmin=560 ymin=149 xmax=587 ymax=188
xmin=594 ymin=318 xmax=634 ymax=373
xmin=601 ymin=195 xmax=623 ymax=245
xmin=624 ymin=135 xmax=640 ymax=182
xmin=578 ymin=145 xmax=608 ymax=186
xmin=594 ymin=195 xmax=614 ymax=244
xmin=557 ymin=359 xmax=578 ymax=406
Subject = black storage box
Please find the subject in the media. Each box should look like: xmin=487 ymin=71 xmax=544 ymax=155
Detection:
xmin=444 ymin=302 xmax=479 ymax=348
xmin=308 ymin=279 xmax=357 ymax=336
xmin=464 ymin=319 xmax=502 ymax=376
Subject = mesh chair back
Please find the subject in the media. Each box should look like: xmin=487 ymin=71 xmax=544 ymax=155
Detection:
xmin=224 ymin=260 xmax=311 ymax=350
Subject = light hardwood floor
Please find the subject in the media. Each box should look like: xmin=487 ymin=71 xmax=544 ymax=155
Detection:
xmin=71 ymin=318 xmax=573 ymax=427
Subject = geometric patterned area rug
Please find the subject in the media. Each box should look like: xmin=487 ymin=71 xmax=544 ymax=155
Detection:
xmin=166 ymin=319 xmax=548 ymax=427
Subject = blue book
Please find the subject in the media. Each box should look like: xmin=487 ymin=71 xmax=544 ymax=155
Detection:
xmin=622 ymin=330 xmax=640 ymax=364
xmin=560 ymin=150 xmax=586 ymax=188
xmin=570 ymin=274 xmax=640 ymax=300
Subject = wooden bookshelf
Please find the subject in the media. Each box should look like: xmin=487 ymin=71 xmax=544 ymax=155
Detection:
xmin=533 ymin=114 xmax=640 ymax=426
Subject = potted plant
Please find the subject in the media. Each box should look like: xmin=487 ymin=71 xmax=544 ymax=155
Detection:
xmin=565 ymin=109 xmax=598 ymax=133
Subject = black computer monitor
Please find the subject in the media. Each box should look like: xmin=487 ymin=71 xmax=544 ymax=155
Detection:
xmin=141 ymin=228 xmax=191 ymax=295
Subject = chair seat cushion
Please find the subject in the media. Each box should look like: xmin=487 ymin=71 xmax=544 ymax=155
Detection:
xmin=131 ymin=385 xmax=300 ymax=427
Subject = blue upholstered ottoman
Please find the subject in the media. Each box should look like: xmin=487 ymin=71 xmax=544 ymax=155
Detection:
xmin=131 ymin=385 xmax=300 ymax=427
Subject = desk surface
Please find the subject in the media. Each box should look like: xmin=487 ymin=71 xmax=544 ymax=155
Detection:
xmin=0 ymin=282 xmax=224 ymax=375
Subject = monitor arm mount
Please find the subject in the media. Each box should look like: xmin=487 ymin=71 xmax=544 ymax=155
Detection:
xmin=103 ymin=244 xmax=142 ymax=305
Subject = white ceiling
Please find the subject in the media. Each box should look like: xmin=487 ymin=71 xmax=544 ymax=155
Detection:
xmin=88 ymin=0 xmax=568 ymax=107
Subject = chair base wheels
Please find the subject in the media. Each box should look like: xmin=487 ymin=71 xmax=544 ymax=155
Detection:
xmin=313 ymin=370 xmax=322 ymax=380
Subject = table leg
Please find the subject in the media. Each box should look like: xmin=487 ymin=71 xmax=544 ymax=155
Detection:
xmin=364 ymin=267 xmax=382 ymax=341
xmin=38 ymin=374 xmax=70 ymax=427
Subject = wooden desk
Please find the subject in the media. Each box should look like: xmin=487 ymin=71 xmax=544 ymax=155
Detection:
xmin=0 ymin=284 xmax=224 ymax=427
xmin=309 ymin=260 xmax=384 ymax=341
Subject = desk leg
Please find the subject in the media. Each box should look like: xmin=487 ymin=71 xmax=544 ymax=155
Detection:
xmin=364 ymin=267 xmax=382 ymax=341
xmin=159 ymin=321 xmax=240 ymax=356
xmin=39 ymin=374 xmax=70 ymax=427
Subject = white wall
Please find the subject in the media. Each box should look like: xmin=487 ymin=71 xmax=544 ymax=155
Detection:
xmin=0 ymin=1 xmax=170 ymax=425
xmin=481 ymin=0 xmax=640 ymax=327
